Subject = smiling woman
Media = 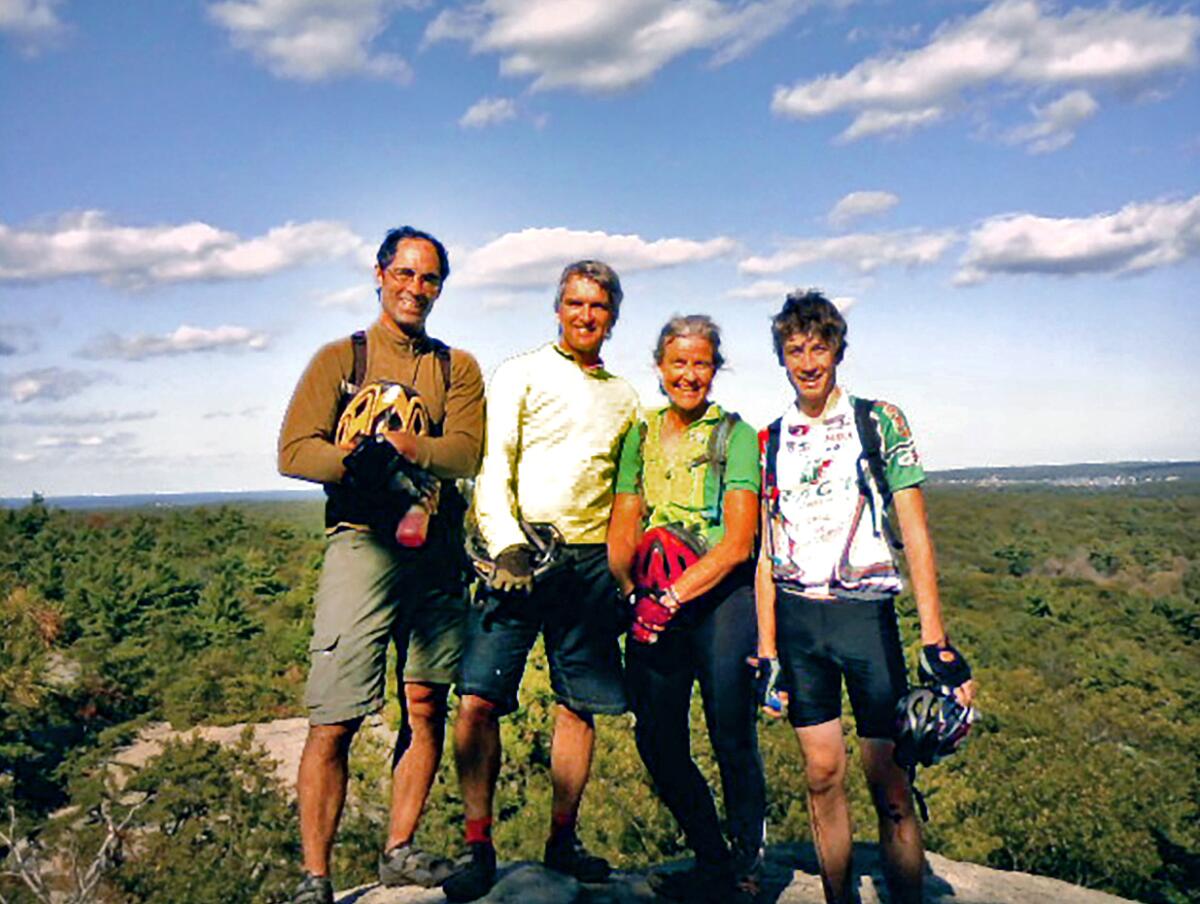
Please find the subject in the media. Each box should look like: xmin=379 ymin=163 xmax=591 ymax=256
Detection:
xmin=607 ymin=314 xmax=765 ymax=903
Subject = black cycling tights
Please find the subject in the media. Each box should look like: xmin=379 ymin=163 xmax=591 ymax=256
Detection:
xmin=625 ymin=576 xmax=765 ymax=866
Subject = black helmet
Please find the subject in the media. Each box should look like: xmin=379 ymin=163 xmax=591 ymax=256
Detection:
xmin=893 ymin=686 xmax=975 ymax=769
xmin=466 ymin=519 xmax=565 ymax=584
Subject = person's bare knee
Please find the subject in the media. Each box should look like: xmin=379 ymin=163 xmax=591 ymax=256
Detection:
xmin=554 ymin=703 xmax=595 ymax=732
xmin=861 ymin=739 xmax=917 ymax=828
xmin=405 ymin=682 xmax=449 ymax=730
xmin=796 ymin=720 xmax=848 ymax=797
xmin=459 ymin=693 xmax=498 ymax=722
xmin=303 ymin=720 xmax=360 ymax=763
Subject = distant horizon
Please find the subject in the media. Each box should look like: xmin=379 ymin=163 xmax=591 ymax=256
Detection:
xmin=5 ymin=459 xmax=1197 ymax=509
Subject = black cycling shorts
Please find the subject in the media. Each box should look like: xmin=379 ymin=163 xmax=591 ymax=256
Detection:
xmin=775 ymin=587 xmax=908 ymax=738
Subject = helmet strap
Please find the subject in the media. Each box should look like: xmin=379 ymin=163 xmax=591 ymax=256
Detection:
xmin=908 ymin=765 xmax=930 ymax=822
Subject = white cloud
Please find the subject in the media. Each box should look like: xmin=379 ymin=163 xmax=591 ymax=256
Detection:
xmin=740 ymin=230 xmax=957 ymax=275
xmin=0 ymin=410 xmax=155 ymax=426
xmin=207 ymin=0 xmax=417 ymax=82
xmin=839 ymin=107 xmax=943 ymax=142
xmin=828 ymin=190 xmax=899 ymax=228
xmin=459 ymin=96 xmax=518 ymax=128
xmin=0 ymin=211 xmax=368 ymax=288
xmin=456 ymin=227 xmax=736 ymax=289
xmin=0 ymin=0 xmax=64 ymax=50
xmin=3 ymin=431 xmax=138 ymax=464
xmin=2 ymin=367 xmax=106 ymax=404
xmin=317 ymin=285 xmax=375 ymax=308
xmin=726 ymin=279 xmax=794 ymax=299
xmin=80 ymin=325 xmax=271 ymax=361
xmin=426 ymin=0 xmax=810 ymax=93
xmin=1004 ymin=89 xmax=1099 ymax=154
xmin=957 ymin=193 xmax=1200 ymax=284
xmin=772 ymin=0 xmax=1199 ymax=141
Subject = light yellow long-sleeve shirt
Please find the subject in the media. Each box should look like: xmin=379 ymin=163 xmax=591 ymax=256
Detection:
xmin=473 ymin=343 xmax=639 ymax=555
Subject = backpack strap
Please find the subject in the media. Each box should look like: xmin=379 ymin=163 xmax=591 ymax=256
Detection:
xmin=699 ymin=411 xmax=741 ymax=523
xmin=351 ymin=330 xmax=368 ymax=388
xmin=420 ymin=336 xmax=453 ymax=392
xmin=762 ymin=418 xmax=782 ymax=501
xmin=759 ymin=418 xmax=783 ymax=560
xmin=852 ymin=397 xmax=902 ymax=549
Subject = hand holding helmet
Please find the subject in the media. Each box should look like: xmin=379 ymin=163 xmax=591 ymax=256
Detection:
xmin=491 ymin=544 xmax=535 ymax=594
xmin=630 ymin=589 xmax=678 ymax=644
xmin=627 ymin=525 xmax=705 ymax=645
xmin=918 ymin=637 xmax=974 ymax=707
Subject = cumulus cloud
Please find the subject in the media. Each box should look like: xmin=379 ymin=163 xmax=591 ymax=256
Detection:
xmin=0 ymin=211 xmax=368 ymax=288
xmin=459 ymin=96 xmax=518 ymax=128
xmin=1004 ymin=88 xmax=1098 ymax=154
xmin=957 ymin=193 xmax=1200 ymax=284
xmin=2 ymin=367 xmax=107 ymax=404
xmin=828 ymin=190 xmax=899 ymax=228
xmin=0 ymin=0 xmax=64 ymax=51
xmin=726 ymin=279 xmax=794 ymax=299
xmin=455 ymin=227 xmax=736 ymax=289
xmin=207 ymin=0 xmax=418 ymax=82
xmin=772 ymin=0 xmax=1199 ymax=141
xmin=317 ymin=285 xmax=375 ymax=308
xmin=79 ymin=324 xmax=270 ymax=361
xmin=740 ymin=230 xmax=957 ymax=275
xmin=426 ymin=0 xmax=811 ymax=93
xmin=2 ymin=431 xmax=139 ymax=466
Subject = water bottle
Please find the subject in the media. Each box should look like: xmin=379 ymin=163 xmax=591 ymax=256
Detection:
xmin=395 ymin=502 xmax=429 ymax=547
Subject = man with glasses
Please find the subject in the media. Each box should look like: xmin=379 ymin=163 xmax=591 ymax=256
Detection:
xmin=279 ymin=227 xmax=485 ymax=904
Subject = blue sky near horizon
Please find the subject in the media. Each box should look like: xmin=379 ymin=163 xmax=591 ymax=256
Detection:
xmin=1 ymin=0 xmax=1198 ymax=496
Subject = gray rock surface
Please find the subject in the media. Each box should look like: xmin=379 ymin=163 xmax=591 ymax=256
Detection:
xmin=334 ymin=843 xmax=1135 ymax=904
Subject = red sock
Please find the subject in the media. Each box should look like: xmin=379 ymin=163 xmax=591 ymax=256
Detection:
xmin=465 ymin=817 xmax=493 ymax=846
xmin=549 ymin=811 xmax=577 ymax=842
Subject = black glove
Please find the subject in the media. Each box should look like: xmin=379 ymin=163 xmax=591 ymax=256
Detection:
xmin=918 ymin=638 xmax=972 ymax=691
xmin=748 ymin=656 xmax=784 ymax=714
xmin=489 ymin=544 xmax=534 ymax=594
xmin=343 ymin=435 xmax=438 ymax=500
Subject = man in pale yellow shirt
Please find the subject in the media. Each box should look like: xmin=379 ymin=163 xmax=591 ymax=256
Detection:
xmin=443 ymin=261 xmax=639 ymax=903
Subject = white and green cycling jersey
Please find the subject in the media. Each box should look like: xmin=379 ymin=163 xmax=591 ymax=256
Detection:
xmin=762 ymin=389 xmax=925 ymax=600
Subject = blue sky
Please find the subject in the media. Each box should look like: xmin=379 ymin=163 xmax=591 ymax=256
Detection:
xmin=1 ymin=0 xmax=1197 ymax=496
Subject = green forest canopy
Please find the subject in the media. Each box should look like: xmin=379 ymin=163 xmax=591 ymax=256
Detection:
xmin=1 ymin=486 xmax=1197 ymax=902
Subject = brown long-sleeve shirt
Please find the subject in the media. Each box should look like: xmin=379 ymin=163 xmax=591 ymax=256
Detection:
xmin=278 ymin=319 xmax=485 ymax=485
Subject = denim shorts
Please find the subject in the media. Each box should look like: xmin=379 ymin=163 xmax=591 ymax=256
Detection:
xmin=457 ymin=544 xmax=627 ymax=716
xmin=775 ymin=587 xmax=909 ymax=738
xmin=305 ymin=529 xmax=468 ymax=725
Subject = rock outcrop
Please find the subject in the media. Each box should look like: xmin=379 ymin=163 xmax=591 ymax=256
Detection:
xmin=335 ymin=844 xmax=1134 ymax=904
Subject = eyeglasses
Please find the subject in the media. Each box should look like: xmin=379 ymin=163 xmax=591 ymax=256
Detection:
xmin=384 ymin=267 xmax=442 ymax=290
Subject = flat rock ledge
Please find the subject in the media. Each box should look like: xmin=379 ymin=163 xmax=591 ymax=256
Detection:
xmin=335 ymin=843 xmax=1133 ymax=904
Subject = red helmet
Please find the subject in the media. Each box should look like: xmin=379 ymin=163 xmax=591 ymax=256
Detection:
xmin=632 ymin=525 xmax=706 ymax=594
xmin=335 ymin=381 xmax=431 ymax=449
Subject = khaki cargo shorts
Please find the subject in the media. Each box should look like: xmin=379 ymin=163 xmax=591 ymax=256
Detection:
xmin=305 ymin=529 xmax=467 ymax=725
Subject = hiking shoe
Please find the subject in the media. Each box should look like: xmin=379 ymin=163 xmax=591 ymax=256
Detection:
xmin=543 ymin=832 xmax=611 ymax=882
xmin=290 ymin=872 xmax=333 ymax=904
xmin=379 ymin=842 xmax=456 ymax=888
xmin=648 ymin=862 xmax=742 ymax=903
xmin=732 ymin=844 xmax=764 ymax=902
xmin=442 ymin=842 xmax=497 ymax=903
